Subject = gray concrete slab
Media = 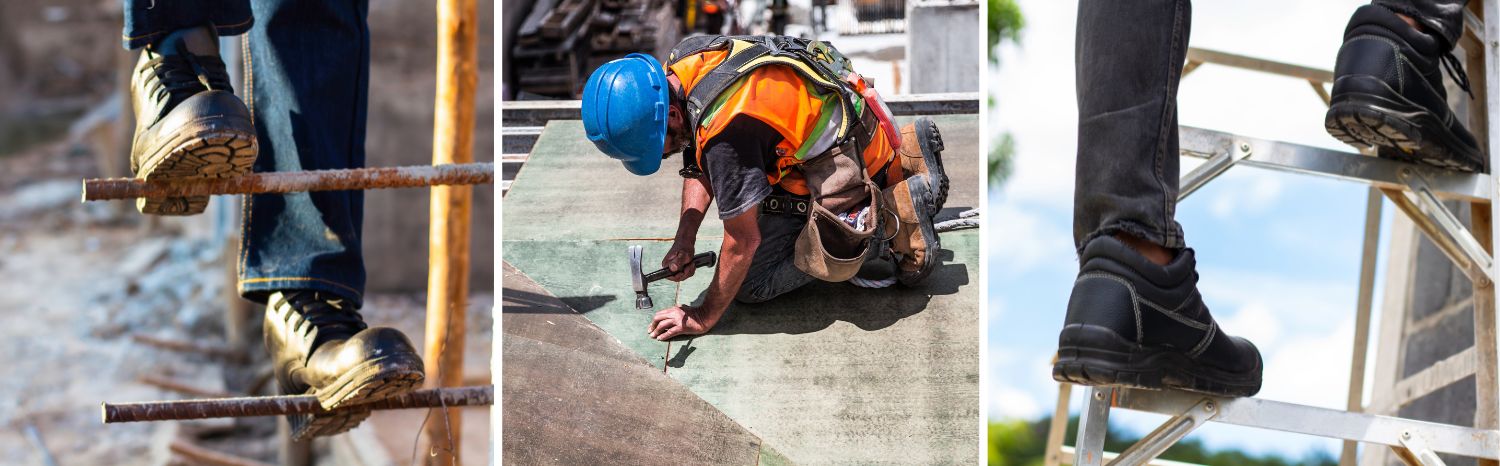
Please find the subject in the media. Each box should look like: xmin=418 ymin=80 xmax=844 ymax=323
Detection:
xmin=502 ymin=113 xmax=980 ymax=464
xmin=501 ymin=263 xmax=772 ymax=465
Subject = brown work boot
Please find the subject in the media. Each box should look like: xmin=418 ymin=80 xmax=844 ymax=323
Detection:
xmin=881 ymin=174 xmax=942 ymax=285
xmin=897 ymin=117 xmax=948 ymax=212
xmin=263 ymin=291 xmax=424 ymax=440
xmin=130 ymin=24 xmax=257 ymax=216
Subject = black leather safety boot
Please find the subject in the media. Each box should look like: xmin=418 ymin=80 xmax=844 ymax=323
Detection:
xmin=130 ymin=24 xmax=258 ymax=215
xmin=897 ymin=117 xmax=948 ymax=212
xmin=1053 ymin=236 xmax=1263 ymax=397
xmin=264 ymin=291 xmax=424 ymax=440
xmin=1325 ymin=4 xmax=1483 ymax=172
xmin=881 ymin=174 xmax=942 ymax=286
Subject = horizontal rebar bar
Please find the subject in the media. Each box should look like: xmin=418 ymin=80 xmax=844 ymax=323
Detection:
xmin=102 ymin=385 xmax=493 ymax=423
xmin=83 ymin=163 xmax=494 ymax=201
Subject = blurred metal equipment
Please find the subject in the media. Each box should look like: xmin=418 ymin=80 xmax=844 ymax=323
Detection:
xmin=511 ymin=0 xmax=679 ymax=98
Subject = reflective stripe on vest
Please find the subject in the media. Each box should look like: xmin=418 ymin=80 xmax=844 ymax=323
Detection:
xmin=666 ymin=40 xmax=893 ymax=196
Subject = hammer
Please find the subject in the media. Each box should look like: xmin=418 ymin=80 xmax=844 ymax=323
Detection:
xmin=629 ymin=245 xmax=717 ymax=310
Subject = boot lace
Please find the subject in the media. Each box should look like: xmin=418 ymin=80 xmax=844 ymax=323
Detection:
xmin=1440 ymin=52 xmax=1473 ymax=99
xmin=285 ymin=291 xmax=368 ymax=347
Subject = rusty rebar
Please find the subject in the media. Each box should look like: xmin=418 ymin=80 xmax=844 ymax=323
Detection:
xmin=102 ymin=385 xmax=493 ymax=423
xmin=82 ymin=163 xmax=494 ymax=201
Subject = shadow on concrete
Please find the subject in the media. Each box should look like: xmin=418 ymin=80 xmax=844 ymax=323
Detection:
xmin=684 ymin=249 xmax=969 ymax=337
xmin=666 ymin=339 xmax=697 ymax=368
xmin=502 ymin=287 xmax=616 ymax=315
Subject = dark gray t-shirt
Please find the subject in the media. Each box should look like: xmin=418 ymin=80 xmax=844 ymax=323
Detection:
xmin=691 ymin=116 xmax=785 ymax=219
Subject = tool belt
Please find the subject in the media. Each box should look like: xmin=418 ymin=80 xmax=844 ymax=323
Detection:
xmin=790 ymin=106 xmax=886 ymax=283
xmin=761 ymin=194 xmax=811 ymax=216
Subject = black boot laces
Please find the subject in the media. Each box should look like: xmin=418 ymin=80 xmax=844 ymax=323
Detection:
xmin=142 ymin=39 xmax=236 ymax=109
xmin=285 ymin=291 xmax=368 ymax=346
xmin=1440 ymin=52 xmax=1473 ymax=99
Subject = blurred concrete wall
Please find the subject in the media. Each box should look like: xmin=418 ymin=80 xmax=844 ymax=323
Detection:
xmin=906 ymin=0 xmax=979 ymax=94
xmin=362 ymin=0 xmax=495 ymax=293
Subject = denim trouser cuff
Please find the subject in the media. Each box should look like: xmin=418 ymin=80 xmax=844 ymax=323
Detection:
xmin=238 ymin=277 xmax=365 ymax=309
xmin=121 ymin=0 xmax=254 ymax=49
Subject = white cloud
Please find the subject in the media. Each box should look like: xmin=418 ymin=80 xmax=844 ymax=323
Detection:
xmin=1207 ymin=172 xmax=1286 ymax=221
xmin=985 ymin=201 xmax=1077 ymax=278
xmin=991 ymin=386 xmax=1044 ymax=420
xmin=1219 ymin=302 xmax=1282 ymax=349
xmin=1257 ymin=319 xmax=1357 ymax=409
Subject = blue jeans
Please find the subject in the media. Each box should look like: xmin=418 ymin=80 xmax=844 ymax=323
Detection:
xmin=1073 ymin=0 xmax=1467 ymax=251
xmin=124 ymin=0 xmax=371 ymax=308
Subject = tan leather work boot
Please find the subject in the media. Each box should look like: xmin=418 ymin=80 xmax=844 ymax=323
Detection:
xmin=897 ymin=117 xmax=948 ymax=212
xmin=882 ymin=174 xmax=941 ymax=285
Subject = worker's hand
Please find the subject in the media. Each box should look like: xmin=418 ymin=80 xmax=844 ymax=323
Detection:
xmin=647 ymin=305 xmax=713 ymax=341
xmin=662 ymin=243 xmax=697 ymax=282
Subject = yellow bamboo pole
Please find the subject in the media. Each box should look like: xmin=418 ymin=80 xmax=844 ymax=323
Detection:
xmin=425 ymin=0 xmax=477 ymax=462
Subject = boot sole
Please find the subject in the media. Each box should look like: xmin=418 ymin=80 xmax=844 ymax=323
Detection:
xmin=913 ymin=117 xmax=949 ymax=213
xmin=1052 ymin=324 xmax=1262 ymax=398
xmin=136 ymin=125 xmax=258 ymax=216
xmin=289 ymin=355 xmax=425 ymax=440
xmin=897 ymin=178 xmax=942 ymax=286
xmin=1324 ymin=92 xmax=1485 ymax=173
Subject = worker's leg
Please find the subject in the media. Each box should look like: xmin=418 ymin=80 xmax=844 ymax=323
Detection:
xmin=123 ymin=0 xmax=258 ymax=215
xmin=1325 ymin=0 xmax=1483 ymax=171
xmin=735 ymin=213 xmax=817 ymax=304
xmin=121 ymin=0 xmax=253 ymax=50
xmin=1071 ymin=0 xmax=1190 ymax=251
xmin=238 ymin=0 xmax=370 ymax=307
xmin=238 ymin=0 xmax=422 ymax=441
xmin=1057 ymin=0 xmax=1264 ymax=398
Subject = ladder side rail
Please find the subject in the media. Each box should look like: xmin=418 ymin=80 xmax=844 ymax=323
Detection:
xmin=1475 ymin=1 xmax=1500 ymax=465
xmin=1074 ymin=387 xmax=1113 ymax=466
xmin=1111 ymin=388 xmax=1500 ymax=459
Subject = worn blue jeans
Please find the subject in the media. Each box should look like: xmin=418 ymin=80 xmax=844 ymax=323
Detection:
xmin=123 ymin=0 xmax=371 ymax=308
xmin=1073 ymin=0 xmax=1467 ymax=251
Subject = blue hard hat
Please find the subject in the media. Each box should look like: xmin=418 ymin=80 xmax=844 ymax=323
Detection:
xmin=582 ymin=53 xmax=671 ymax=176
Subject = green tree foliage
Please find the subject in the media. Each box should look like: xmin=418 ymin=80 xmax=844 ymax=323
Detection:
xmin=988 ymin=0 xmax=1023 ymax=186
xmin=988 ymin=416 xmax=1339 ymax=466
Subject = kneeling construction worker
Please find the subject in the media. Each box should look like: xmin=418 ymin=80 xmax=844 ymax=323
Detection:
xmin=581 ymin=36 xmax=951 ymax=341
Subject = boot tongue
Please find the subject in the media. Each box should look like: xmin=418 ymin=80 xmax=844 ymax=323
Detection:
xmin=151 ymin=25 xmax=220 ymax=58
xmin=287 ymin=292 xmax=367 ymax=351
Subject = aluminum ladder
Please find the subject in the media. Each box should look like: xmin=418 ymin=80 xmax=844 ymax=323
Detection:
xmin=1046 ymin=2 xmax=1500 ymax=465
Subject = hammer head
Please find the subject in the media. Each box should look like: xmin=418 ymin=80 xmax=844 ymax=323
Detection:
xmin=629 ymin=245 xmax=652 ymax=309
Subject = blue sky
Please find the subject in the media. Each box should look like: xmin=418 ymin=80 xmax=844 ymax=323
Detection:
xmin=986 ymin=0 xmax=1406 ymax=457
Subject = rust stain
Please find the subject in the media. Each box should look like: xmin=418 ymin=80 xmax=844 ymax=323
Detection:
xmin=84 ymin=163 xmax=494 ymax=201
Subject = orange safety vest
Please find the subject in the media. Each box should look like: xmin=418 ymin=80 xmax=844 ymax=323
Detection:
xmin=665 ymin=38 xmax=898 ymax=196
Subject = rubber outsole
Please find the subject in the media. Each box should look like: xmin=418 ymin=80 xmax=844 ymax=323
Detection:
xmin=897 ymin=178 xmax=942 ymax=286
xmin=288 ymin=358 xmax=424 ymax=440
xmin=913 ymin=117 xmax=949 ymax=214
xmin=1051 ymin=324 xmax=1262 ymax=398
xmin=1324 ymin=93 xmax=1485 ymax=173
xmin=135 ymin=128 xmax=258 ymax=216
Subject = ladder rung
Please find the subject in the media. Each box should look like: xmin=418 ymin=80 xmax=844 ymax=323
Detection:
xmin=1179 ymin=126 xmax=1491 ymax=203
xmin=1057 ymin=446 xmax=1205 ymax=466
xmin=1185 ymin=47 xmax=1334 ymax=83
xmin=1110 ymin=388 xmax=1500 ymax=459
xmin=1391 ymin=346 xmax=1479 ymax=410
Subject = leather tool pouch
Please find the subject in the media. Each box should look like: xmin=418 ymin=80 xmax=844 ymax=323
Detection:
xmin=793 ymin=142 xmax=880 ymax=282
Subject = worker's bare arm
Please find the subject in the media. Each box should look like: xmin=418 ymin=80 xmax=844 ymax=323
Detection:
xmin=648 ymin=205 xmax=759 ymax=341
xmin=663 ymin=176 xmax=713 ymax=281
